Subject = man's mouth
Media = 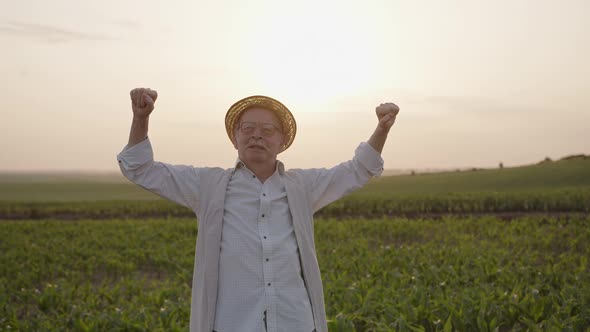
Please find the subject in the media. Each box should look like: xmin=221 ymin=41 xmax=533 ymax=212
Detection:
xmin=248 ymin=145 xmax=266 ymax=151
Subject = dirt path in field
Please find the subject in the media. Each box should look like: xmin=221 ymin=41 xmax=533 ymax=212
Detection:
xmin=384 ymin=211 xmax=588 ymax=221
xmin=0 ymin=210 xmax=587 ymax=221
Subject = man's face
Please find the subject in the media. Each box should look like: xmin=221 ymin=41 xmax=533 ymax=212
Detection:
xmin=232 ymin=107 xmax=285 ymax=165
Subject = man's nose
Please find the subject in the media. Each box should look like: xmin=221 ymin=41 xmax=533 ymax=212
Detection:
xmin=250 ymin=127 xmax=264 ymax=137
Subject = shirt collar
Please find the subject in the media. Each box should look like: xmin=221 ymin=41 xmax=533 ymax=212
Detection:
xmin=233 ymin=158 xmax=285 ymax=176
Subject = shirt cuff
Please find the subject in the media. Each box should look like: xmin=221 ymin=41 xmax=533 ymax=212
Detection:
xmin=116 ymin=137 xmax=154 ymax=170
xmin=356 ymin=142 xmax=385 ymax=177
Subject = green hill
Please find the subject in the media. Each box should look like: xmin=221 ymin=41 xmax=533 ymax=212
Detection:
xmin=0 ymin=158 xmax=589 ymax=202
xmin=361 ymin=157 xmax=590 ymax=196
xmin=1 ymin=157 xmax=588 ymax=218
xmin=326 ymin=157 xmax=590 ymax=216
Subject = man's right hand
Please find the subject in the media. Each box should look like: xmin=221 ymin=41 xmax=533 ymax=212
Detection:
xmin=130 ymin=88 xmax=158 ymax=118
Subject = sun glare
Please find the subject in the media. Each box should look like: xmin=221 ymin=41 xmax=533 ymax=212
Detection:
xmin=236 ymin=3 xmax=380 ymax=110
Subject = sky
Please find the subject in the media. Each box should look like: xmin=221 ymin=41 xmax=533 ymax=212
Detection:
xmin=1 ymin=0 xmax=589 ymax=172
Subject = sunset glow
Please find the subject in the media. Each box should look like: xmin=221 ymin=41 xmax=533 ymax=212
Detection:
xmin=1 ymin=0 xmax=588 ymax=172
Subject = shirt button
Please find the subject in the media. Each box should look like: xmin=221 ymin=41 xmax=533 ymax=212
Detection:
xmin=118 ymin=160 xmax=122 ymax=163
xmin=252 ymin=175 xmax=256 ymax=178
xmin=263 ymin=193 xmax=266 ymax=196
xmin=263 ymin=236 xmax=267 ymax=239
xmin=262 ymin=214 xmax=265 ymax=218
xmin=267 ymin=283 xmax=271 ymax=286
xmin=266 ymin=258 xmax=269 ymax=262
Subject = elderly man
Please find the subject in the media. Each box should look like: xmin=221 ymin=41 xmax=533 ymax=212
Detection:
xmin=117 ymin=88 xmax=400 ymax=332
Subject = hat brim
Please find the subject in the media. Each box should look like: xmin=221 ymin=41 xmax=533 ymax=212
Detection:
xmin=225 ymin=95 xmax=296 ymax=152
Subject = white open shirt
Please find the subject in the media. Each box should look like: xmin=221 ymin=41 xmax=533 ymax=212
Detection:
xmin=117 ymin=138 xmax=384 ymax=332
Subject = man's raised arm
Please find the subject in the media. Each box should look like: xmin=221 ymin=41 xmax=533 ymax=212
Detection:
xmin=118 ymin=87 xmax=204 ymax=211
xmin=367 ymin=102 xmax=400 ymax=154
xmin=296 ymin=102 xmax=400 ymax=213
xmin=128 ymin=87 xmax=158 ymax=147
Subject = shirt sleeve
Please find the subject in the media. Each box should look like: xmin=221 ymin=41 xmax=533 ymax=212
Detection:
xmin=296 ymin=141 xmax=384 ymax=213
xmin=117 ymin=137 xmax=201 ymax=211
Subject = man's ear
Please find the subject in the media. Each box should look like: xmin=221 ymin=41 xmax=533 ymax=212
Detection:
xmin=280 ymin=133 xmax=287 ymax=150
xmin=231 ymin=132 xmax=239 ymax=149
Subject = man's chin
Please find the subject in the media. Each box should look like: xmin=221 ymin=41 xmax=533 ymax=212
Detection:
xmin=243 ymin=152 xmax=270 ymax=163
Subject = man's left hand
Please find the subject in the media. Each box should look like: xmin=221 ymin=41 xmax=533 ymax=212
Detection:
xmin=376 ymin=103 xmax=400 ymax=134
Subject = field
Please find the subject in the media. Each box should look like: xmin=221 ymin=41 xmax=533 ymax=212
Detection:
xmin=1 ymin=157 xmax=590 ymax=331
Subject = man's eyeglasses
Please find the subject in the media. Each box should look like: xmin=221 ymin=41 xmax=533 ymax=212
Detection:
xmin=238 ymin=121 xmax=282 ymax=137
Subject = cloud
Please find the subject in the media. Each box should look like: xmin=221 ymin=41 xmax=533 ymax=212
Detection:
xmin=381 ymin=91 xmax=544 ymax=116
xmin=107 ymin=19 xmax=141 ymax=30
xmin=418 ymin=95 xmax=507 ymax=113
xmin=0 ymin=21 xmax=112 ymax=43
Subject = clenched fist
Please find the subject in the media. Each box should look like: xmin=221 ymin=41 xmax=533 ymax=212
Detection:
xmin=376 ymin=102 xmax=400 ymax=134
xmin=130 ymin=88 xmax=158 ymax=119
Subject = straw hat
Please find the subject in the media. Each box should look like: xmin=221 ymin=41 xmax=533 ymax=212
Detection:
xmin=225 ymin=95 xmax=297 ymax=152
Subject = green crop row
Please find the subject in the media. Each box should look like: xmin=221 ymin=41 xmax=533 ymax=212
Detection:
xmin=1 ymin=188 xmax=589 ymax=220
xmin=1 ymin=216 xmax=589 ymax=331
xmin=321 ymin=188 xmax=590 ymax=217
xmin=0 ymin=200 xmax=191 ymax=220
